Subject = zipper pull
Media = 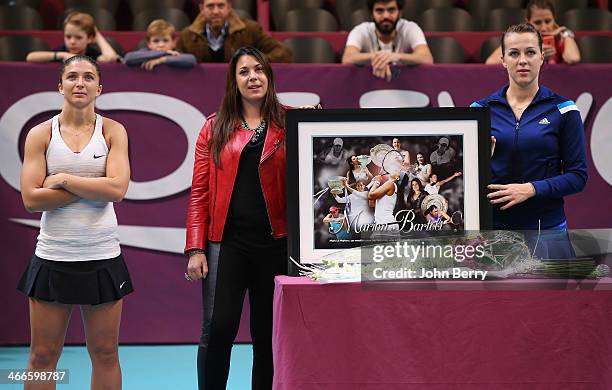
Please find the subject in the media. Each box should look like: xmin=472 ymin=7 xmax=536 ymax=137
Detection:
xmin=515 ymin=121 xmax=519 ymax=130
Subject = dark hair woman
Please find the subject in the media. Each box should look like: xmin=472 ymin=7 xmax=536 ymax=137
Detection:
xmin=485 ymin=0 xmax=580 ymax=65
xmin=18 ymin=55 xmax=132 ymax=389
xmin=407 ymin=178 xmax=427 ymax=223
xmin=184 ymin=46 xmax=289 ymax=389
xmin=472 ymin=24 xmax=587 ymax=259
xmin=346 ymin=155 xmax=373 ymax=185
xmin=415 ymin=152 xmax=432 ymax=186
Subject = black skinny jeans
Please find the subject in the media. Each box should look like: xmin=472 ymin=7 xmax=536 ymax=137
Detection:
xmin=198 ymin=237 xmax=287 ymax=390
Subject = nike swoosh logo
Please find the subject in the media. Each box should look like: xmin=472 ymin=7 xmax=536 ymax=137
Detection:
xmin=120 ymin=281 xmax=127 ymax=289
xmin=93 ymin=154 xmax=105 ymax=159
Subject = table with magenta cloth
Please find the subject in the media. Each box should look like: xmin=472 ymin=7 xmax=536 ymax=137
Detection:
xmin=272 ymin=276 xmax=612 ymax=389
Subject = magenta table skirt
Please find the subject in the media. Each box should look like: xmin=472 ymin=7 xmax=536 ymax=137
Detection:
xmin=272 ymin=276 xmax=612 ymax=390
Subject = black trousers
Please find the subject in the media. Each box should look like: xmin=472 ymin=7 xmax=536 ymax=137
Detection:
xmin=198 ymin=237 xmax=287 ymax=390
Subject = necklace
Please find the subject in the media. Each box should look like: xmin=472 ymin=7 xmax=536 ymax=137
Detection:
xmin=510 ymin=103 xmax=530 ymax=119
xmin=58 ymin=115 xmax=96 ymax=137
xmin=511 ymin=103 xmax=529 ymax=111
xmin=241 ymin=119 xmax=266 ymax=143
xmin=509 ymin=97 xmax=533 ymax=112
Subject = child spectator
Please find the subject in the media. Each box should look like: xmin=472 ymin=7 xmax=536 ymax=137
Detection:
xmin=124 ymin=19 xmax=196 ymax=70
xmin=27 ymin=12 xmax=119 ymax=63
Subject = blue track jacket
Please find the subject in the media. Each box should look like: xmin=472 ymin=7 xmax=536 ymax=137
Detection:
xmin=471 ymin=85 xmax=587 ymax=230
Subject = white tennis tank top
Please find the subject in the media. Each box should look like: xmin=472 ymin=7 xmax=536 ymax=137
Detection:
xmin=35 ymin=114 xmax=121 ymax=261
xmin=374 ymin=183 xmax=397 ymax=225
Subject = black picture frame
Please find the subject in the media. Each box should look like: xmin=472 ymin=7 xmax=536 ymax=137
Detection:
xmin=286 ymin=108 xmax=492 ymax=276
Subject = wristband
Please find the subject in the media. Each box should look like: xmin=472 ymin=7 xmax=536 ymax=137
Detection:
xmin=187 ymin=249 xmax=206 ymax=257
xmin=561 ymin=29 xmax=575 ymax=39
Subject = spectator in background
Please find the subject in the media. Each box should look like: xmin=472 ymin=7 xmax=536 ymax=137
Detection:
xmin=125 ymin=19 xmax=196 ymax=70
xmin=27 ymin=11 xmax=119 ymax=63
xmin=177 ymin=0 xmax=292 ymax=63
xmin=486 ymin=0 xmax=580 ymax=65
xmin=342 ymin=0 xmax=433 ymax=81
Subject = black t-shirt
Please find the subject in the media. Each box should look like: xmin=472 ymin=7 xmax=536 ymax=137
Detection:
xmin=224 ymin=126 xmax=279 ymax=248
xmin=54 ymin=44 xmax=102 ymax=61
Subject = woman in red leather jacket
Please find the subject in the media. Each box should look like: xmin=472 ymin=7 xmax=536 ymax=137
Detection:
xmin=184 ymin=46 xmax=288 ymax=389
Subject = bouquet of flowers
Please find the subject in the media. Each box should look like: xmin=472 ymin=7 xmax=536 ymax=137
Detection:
xmin=291 ymin=252 xmax=361 ymax=283
xmin=294 ymin=230 xmax=609 ymax=282
xmin=459 ymin=230 xmax=609 ymax=279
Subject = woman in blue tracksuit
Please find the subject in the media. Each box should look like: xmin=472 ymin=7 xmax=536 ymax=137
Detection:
xmin=471 ymin=23 xmax=587 ymax=259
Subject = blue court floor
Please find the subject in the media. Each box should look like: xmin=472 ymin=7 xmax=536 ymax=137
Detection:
xmin=0 ymin=344 xmax=253 ymax=389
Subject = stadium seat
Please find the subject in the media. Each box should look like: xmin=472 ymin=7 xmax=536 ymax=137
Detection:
xmin=282 ymin=9 xmax=338 ymax=32
xmin=232 ymin=0 xmax=254 ymax=16
xmin=96 ymin=36 xmax=125 ymax=57
xmin=0 ymin=5 xmax=42 ymax=29
xmin=132 ymin=38 xmax=148 ymax=51
xmin=480 ymin=36 xmax=501 ymax=63
xmin=550 ymin=0 xmax=588 ymax=18
xmin=427 ymin=36 xmax=465 ymax=63
xmin=336 ymin=0 xmax=367 ymax=31
xmin=562 ymin=9 xmax=612 ymax=31
xmin=485 ymin=8 xmax=527 ymax=31
xmin=132 ymin=8 xmax=191 ymax=31
xmin=468 ymin=0 xmax=524 ymax=29
xmin=270 ymin=0 xmax=322 ymax=30
xmin=402 ymin=0 xmax=454 ymax=22
xmin=577 ymin=36 xmax=612 ymax=63
xmin=233 ymin=8 xmax=253 ymax=20
xmin=64 ymin=0 xmax=120 ymax=13
xmin=284 ymin=37 xmax=336 ymax=63
xmin=0 ymin=35 xmax=47 ymax=60
xmin=60 ymin=7 xmax=117 ymax=31
xmin=0 ymin=0 xmax=40 ymax=8
xmin=417 ymin=8 xmax=476 ymax=32
xmin=128 ymin=0 xmax=187 ymax=15
xmin=347 ymin=8 xmax=370 ymax=30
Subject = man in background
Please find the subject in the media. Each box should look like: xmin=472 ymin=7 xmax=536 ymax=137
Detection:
xmin=177 ymin=0 xmax=292 ymax=63
xmin=342 ymin=0 xmax=433 ymax=81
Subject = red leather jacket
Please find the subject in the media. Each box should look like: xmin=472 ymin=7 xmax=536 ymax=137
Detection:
xmin=184 ymin=113 xmax=287 ymax=253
